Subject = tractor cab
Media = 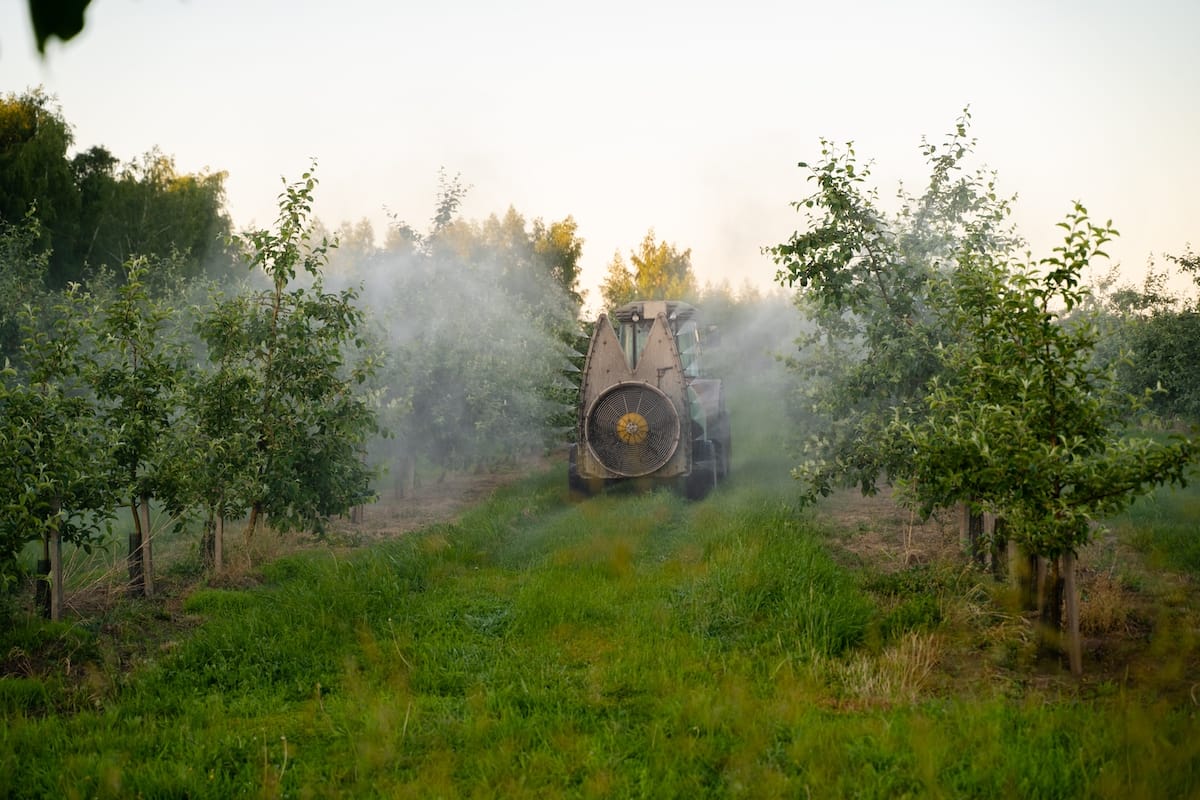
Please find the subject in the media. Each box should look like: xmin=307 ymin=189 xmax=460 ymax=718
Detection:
xmin=612 ymin=300 xmax=704 ymax=378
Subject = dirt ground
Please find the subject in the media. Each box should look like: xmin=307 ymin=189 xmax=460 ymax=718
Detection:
xmin=323 ymin=456 xmax=552 ymax=545
xmin=816 ymin=486 xmax=964 ymax=570
xmin=816 ymin=484 xmax=1199 ymax=697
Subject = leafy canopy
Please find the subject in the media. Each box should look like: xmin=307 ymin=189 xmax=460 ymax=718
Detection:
xmin=892 ymin=204 xmax=1196 ymax=557
xmin=768 ymin=110 xmax=1020 ymax=502
xmin=600 ymin=230 xmax=698 ymax=312
xmin=197 ymin=164 xmax=379 ymax=534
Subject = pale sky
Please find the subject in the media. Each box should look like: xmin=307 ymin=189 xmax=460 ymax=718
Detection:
xmin=3 ymin=0 xmax=1197 ymax=311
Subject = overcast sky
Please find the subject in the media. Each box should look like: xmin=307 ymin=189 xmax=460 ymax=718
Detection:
xmin=3 ymin=0 xmax=1197 ymax=311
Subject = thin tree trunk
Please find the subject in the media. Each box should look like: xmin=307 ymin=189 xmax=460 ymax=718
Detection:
xmin=396 ymin=455 xmax=416 ymax=499
xmin=128 ymin=501 xmax=145 ymax=597
xmin=201 ymin=511 xmax=215 ymax=569
xmin=140 ymin=494 xmax=154 ymax=598
xmin=245 ymin=501 xmax=261 ymax=544
xmin=969 ymin=511 xmax=986 ymax=566
xmin=49 ymin=520 xmax=63 ymax=622
xmin=989 ymin=516 xmax=1007 ymax=582
xmin=1063 ymin=551 xmax=1082 ymax=676
xmin=36 ymin=535 xmax=51 ymax=619
xmin=1037 ymin=557 xmax=1065 ymax=656
xmin=1006 ymin=541 xmax=1038 ymax=612
xmin=958 ymin=503 xmax=986 ymax=565
xmin=214 ymin=514 xmax=224 ymax=574
xmin=1023 ymin=551 xmax=1039 ymax=611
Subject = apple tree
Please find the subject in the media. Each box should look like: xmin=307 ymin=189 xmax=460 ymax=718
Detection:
xmin=891 ymin=205 xmax=1196 ymax=673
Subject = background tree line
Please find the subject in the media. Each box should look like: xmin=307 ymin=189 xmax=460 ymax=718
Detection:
xmin=0 ymin=88 xmax=235 ymax=295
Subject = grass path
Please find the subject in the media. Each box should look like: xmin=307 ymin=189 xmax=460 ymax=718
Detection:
xmin=2 ymin=454 xmax=1199 ymax=798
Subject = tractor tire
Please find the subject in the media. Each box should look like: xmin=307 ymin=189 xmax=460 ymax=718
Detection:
xmin=714 ymin=412 xmax=731 ymax=481
xmin=686 ymin=439 xmax=718 ymax=500
xmin=567 ymin=445 xmax=592 ymax=500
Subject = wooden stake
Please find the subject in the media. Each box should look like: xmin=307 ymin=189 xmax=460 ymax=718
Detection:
xmin=1064 ymin=551 xmax=1082 ymax=676
xmin=215 ymin=514 xmax=224 ymax=574
xmin=50 ymin=522 xmax=63 ymax=622
xmin=128 ymin=501 xmax=145 ymax=597
xmin=141 ymin=495 xmax=154 ymax=598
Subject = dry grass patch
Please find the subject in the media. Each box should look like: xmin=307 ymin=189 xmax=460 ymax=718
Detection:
xmin=825 ymin=631 xmax=943 ymax=704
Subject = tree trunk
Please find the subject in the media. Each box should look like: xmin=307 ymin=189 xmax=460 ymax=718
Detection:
xmin=1063 ymin=551 xmax=1082 ymax=676
xmin=989 ymin=516 xmax=1007 ymax=582
xmin=49 ymin=521 xmax=63 ymax=622
xmin=244 ymin=501 xmax=261 ymax=545
xmin=1016 ymin=548 xmax=1039 ymax=611
xmin=201 ymin=512 xmax=215 ymax=569
xmin=395 ymin=455 xmax=417 ymax=499
xmin=1036 ymin=556 xmax=1048 ymax=615
xmin=1037 ymin=557 xmax=1064 ymax=656
xmin=128 ymin=501 xmax=145 ymax=597
xmin=140 ymin=494 xmax=154 ymax=598
xmin=958 ymin=503 xmax=986 ymax=565
xmin=36 ymin=539 xmax=51 ymax=619
xmin=214 ymin=514 xmax=224 ymax=574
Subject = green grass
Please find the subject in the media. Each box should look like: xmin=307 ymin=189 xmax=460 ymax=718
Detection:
xmin=2 ymin=468 xmax=1198 ymax=798
xmin=1110 ymin=476 xmax=1200 ymax=578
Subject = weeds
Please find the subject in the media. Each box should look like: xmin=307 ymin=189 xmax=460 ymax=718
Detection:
xmin=1110 ymin=474 xmax=1200 ymax=577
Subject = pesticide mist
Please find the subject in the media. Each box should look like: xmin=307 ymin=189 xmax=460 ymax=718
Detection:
xmin=321 ymin=185 xmax=584 ymax=499
xmin=319 ymin=187 xmax=808 ymax=501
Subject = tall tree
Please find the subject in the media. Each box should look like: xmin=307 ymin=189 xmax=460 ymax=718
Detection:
xmin=372 ymin=177 xmax=582 ymax=486
xmin=600 ymin=230 xmax=698 ymax=311
xmin=0 ymin=211 xmax=49 ymax=362
xmin=86 ymin=148 xmax=235 ymax=284
xmin=71 ymin=144 xmax=119 ymax=270
xmin=532 ymin=215 xmax=584 ymax=306
xmin=0 ymin=88 xmax=80 ymax=287
xmin=599 ymin=251 xmax=638 ymax=311
xmin=1 ymin=89 xmax=236 ymax=287
xmin=1098 ymin=248 xmax=1200 ymax=422
xmin=323 ymin=217 xmax=378 ymax=276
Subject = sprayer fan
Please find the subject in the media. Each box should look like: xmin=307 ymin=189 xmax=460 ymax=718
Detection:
xmin=585 ymin=382 xmax=680 ymax=477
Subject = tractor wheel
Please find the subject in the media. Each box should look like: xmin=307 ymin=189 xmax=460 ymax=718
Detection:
xmin=714 ymin=412 xmax=732 ymax=481
xmin=568 ymin=445 xmax=592 ymax=500
xmin=686 ymin=440 xmax=718 ymax=500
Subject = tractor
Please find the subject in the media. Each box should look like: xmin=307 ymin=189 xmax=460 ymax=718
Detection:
xmin=568 ymin=300 xmax=730 ymax=499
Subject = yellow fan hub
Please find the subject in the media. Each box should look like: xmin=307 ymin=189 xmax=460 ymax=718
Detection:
xmin=616 ymin=412 xmax=649 ymax=444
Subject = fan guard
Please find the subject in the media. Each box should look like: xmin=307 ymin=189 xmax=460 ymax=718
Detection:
xmin=585 ymin=382 xmax=680 ymax=477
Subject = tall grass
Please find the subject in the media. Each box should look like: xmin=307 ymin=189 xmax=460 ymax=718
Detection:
xmin=2 ymin=469 xmax=1198 ymax=798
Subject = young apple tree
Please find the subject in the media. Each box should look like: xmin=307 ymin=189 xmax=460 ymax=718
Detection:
xmin=768 ymin=110 xmax=1020 ymax=502
xmin=0 ymin=289 xmax=116 ymax=619
xmin=197 ymin=165 xmax=379 ymax=541
xmin=91 ymin=258 xmax=185 ymax=597
xmin=891 ymin=205 xmax=1196 ymax=674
